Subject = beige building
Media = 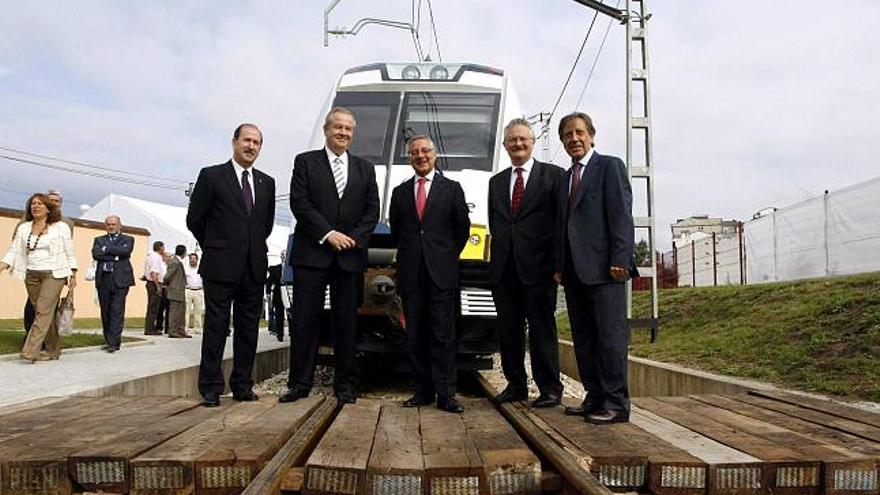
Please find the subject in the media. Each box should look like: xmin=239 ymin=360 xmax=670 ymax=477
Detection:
xmin=0 ymin=207 xmax=151 ymax=319
xmin=670 ymin=214 xmax=740 ymax=245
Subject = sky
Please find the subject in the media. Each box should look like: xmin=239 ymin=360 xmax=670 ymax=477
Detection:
xmin=1 ymin=0 xmax=878 ymax=250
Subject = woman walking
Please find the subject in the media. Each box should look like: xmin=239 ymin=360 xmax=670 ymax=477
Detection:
xmin=0 ymin=193 xmax=77 ymax=362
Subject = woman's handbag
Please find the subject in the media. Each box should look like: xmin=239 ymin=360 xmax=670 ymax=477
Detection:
xmin=84 ymin=260 xmax=98 ymax=282
xmin=56 ymin=287 xmax=75 ymax=336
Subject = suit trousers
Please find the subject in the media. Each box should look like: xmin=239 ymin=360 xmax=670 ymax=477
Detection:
xmin=144 ymin=281 xmax=161 ymax=334
xmin=563 ymin=274 xmax=630 ymax=413
xmin=492 ymin=260 xmax=563 ymax=397
xmin=288 ymin=261 xmax=361 ymax=395
xmin=198 ymin=270 xmax=263 ymax=397
xmin=22 ymin=270 xmax=65 ymax=359
xmin=185 ymin=288 xmax=204 ymax=331
xmin=97 ymin=271 xmax=129 ymax=348
xmin=167 ymin=299 xmax=186 ymax=336
xmin=402 ymin=257 xmax=458 ymax=399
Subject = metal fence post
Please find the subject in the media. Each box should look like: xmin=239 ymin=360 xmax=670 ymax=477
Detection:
xmin=712 ymin=232 xmax=717 ymax=286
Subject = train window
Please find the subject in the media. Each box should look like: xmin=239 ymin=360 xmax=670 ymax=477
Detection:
xmin=395 ymin=92 xmax=501 ymax=172
xmin=332 ymin=92 xmax=400 ymax=164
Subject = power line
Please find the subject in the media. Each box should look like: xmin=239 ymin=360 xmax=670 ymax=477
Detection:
xmin=551 ymin=1 xmax=618 ymax=161
xmin=545 ymin=9 xmax=600 ymax=128
xmin=0 ymin=146 xmax=186 ymax=184
xmin=425 ymin=0 xmax=442 ymax=62
xmin=0 ymin=155 xmax=186 ymax=190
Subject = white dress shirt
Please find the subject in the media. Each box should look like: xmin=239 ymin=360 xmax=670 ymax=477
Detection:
xmin=144 ymin=251 xmax=166 ymax=282
xmin=569 ymin=147 xmax=596 ymax=193
xmin=325 ymin=146 xmax=349 ymax=187
xmin=184 ymin=262 xmax=203 ymax=289
xmin=231 ymin=158 xmax=256 ymax=204
xmin=413 ymin=168 xmax=437 ymax=200
xmin=508 ymin=157 xmax=534 ymax=199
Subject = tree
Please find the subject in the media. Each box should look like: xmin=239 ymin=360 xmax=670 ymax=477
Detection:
xmin=634 ymin=239 xmax=650 ymax=267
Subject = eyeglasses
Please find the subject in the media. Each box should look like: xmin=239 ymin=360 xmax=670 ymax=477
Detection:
xmin=408 ymin=147 xmax=435 ymax=157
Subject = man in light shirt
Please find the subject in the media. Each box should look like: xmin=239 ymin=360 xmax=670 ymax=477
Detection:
xmin=143 ymin=241 xmax=166 ymax=336
xmin=184 ymin=252 xmax=204 ymax=333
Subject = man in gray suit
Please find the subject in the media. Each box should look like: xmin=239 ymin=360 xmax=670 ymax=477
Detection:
xmin=163 ymin=244 xmax=192 ymax=339
xmin=554 ymin=112 xmax=634 ymax=425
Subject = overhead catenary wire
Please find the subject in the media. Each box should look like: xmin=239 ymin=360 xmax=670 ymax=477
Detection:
xmin=0 ymin=155 xmax=186 ymax=190
xmin=425 ymin=0 xmax=442 ymax=62
xmin=544 ymin=9 xmax=600 ymax=130
xmin=0 ymin=146 xmax=186 ymax=185
xmin=551 ymin=1 xmax=618 ymax=162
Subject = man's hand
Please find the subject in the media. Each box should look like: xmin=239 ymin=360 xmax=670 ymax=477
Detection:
xmin=609 ymin=266 xmax=627 ymax=281
xmin=0 ymin=262 xmax=9 ymax=274
xmin=68 ymin=275 xmax=77 ymax=289
xmin=553 ymin=272 xmax=563 ymax=285
xmin=326 ymin=231 xmax=356 ymax=251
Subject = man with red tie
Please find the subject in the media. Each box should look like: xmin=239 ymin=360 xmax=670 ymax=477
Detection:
xmin=389 ymin=135 xmax=470 ymax=413
xmin=488 ymin=119 xmax=565 ymax=408
xmin=554 ymin=112 xmax=634 ymax=425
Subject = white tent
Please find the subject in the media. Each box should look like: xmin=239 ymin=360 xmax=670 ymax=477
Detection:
xmin=82 ymin=193 xmax=290 ymax=264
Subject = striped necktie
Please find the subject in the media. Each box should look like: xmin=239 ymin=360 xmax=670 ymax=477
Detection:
xmin=332 ymin=157 xmax=346 ymax=198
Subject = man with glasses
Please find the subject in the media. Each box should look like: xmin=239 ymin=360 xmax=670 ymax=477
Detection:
xmin=390 ymin=135 xmax=470 ymax=413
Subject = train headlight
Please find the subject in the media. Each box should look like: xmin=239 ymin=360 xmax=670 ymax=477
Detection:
xmin=429 ymin=65 xmax=449 ymax=80
xmin=401 ymin=64 xmax=421 ymax=80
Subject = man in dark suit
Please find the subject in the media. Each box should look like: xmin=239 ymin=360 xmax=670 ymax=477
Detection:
xmin=554 ymin=112 xmax=634 ymax=425
xmin=390 ymin=135 xmax=470 ymax=414
xmin=91 ymin=214 xmax=135 ymax=352
xmin=282 ymin=107 xmax=379 ymax=405
xmin=163 ymin=244 xmax=192 ymax=339
xmin=489 ymin=119 xmax=565 ymax=408
xmin=187 ymin=123 xmax=276 ymax=407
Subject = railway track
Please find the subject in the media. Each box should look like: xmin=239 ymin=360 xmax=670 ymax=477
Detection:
xmin=0 ymin=371 xmax=878 ymax=495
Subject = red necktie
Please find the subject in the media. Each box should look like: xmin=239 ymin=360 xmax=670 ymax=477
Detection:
xmin=416 ymin=177 xmax=427 ymax=221
xmin=511 ymin=167 xmax=524 ymax=215
xmin=568 ymin=160 xmax=582 ymax=208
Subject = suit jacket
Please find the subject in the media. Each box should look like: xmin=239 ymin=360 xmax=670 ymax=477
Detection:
xmin=488 ymin=160 xmax=564 ymax=286
xmin=91 ymin=233 xmax=135 ymax=288
xmin=389 ymin=173 xmax=470 ymax=291
xmin=556 ymin=151 xmax=634 ymax=285
xmin=289 ymin=149 xmax=379 ymax=273
xmin=186 ymin=161 xmax=276 ymax=283
xmin=163 ymin=256 xmax=185 ymax=302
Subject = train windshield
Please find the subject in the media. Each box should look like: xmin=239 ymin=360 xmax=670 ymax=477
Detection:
xmin=334 ymin=91 xmax=501 ymax=172
xmin=333 ymin=92 xmax=400 ymax=165
xmin=395 ymin=92 xmax=500 ymax=172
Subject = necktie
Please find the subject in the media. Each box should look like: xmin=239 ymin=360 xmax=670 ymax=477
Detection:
xmin=416 ymin=177 xmax=427 ymax=221
xmin=568 ymin=160 xmax=582 ymax=208
xmin=332 ymin=157 xmax=346 ymax=198
xmin=242 ymin=169 xmax=254 ymax=214
xmin=511 ymin=167 xmax=525 ymax=215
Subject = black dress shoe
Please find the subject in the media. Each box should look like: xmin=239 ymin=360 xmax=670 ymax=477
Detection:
xmin=403 ymin=394 xmax=435 ymax=408
xmin=564 ymin=401 xmax=601 ymax=416
xmin=202 ymin=393 xmax=220 ymax=408
xmin=233 ymin=391 xmax=259 ymax=402
xmin=437 ymin=396 xmax=464 ymax=414
xmin=336 ymin=392 xmax=356 ymax=404
xmin=531 ymin=394 xmax=561 ymax=408
xmin=279 ymin=388 xmax=308 ymax=403
xmin=494 ymin=388 xmax=527 ymax=404
xmin=585 ymin=409 xmax=630 ymax=425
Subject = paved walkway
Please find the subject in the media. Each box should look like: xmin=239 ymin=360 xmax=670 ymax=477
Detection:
xmin=0 ymin=328 xmax=288 ymax=408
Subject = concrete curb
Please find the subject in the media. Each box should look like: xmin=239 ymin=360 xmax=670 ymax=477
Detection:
xmin=0 ymin=336 xmax=154 ymax=362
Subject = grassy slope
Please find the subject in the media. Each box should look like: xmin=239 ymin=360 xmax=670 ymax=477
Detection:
xmin=558 ymin=272 xmax=880 ymax=402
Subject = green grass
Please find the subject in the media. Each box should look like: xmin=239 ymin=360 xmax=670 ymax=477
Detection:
xmin=0 ymin=318 xmax=147 ymax=331
xmin=0 ymin=330 xmax=141 ymax=355
xmin=557 ymin=272 xmax=880 ymax=402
